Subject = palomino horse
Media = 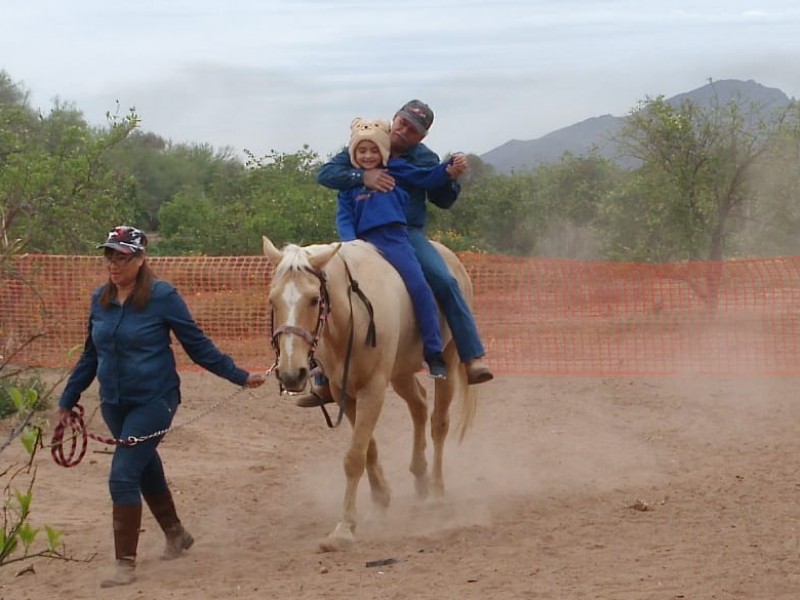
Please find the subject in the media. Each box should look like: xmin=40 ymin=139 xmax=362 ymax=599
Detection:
xmin=262 ymin=236 xmax=478 ymax=551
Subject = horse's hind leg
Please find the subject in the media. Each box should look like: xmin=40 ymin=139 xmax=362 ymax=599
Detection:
xmin=430 ymin=372 xmax=456 ymax=499
xmin=391 ymin=374 xmax=429 ymax=499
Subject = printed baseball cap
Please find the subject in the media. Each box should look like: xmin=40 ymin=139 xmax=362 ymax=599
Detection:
xmin=98 ymin=226 xmax=148 ymax=254
xmin=396 ymin=99 xmax=434 ymax=134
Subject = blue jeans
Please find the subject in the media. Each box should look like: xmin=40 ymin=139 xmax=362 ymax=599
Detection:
xmin=407 ymin=227 xmax=485 ymax=362
xmin=101 ymin=396 xmax=178 ymax=505
xmin=362 ymin=226 xmax=443 ymax=361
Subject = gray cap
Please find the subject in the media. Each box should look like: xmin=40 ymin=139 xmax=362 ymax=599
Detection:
xmin=396 ymin=99 xmax=434 ymax=134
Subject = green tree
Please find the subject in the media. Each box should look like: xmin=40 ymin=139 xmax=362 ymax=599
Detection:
xmin=531 ymin=152 xmax=622 ymax=259
xmin=733 ymin=102 xmax=800 ymax=256
xmin=0 ymin=72 xmax=140 ymax=253
xmin=456 ymin=170 xmax=546 ymax=255
xmin=108 ymin=132 xmax=246 ymax=231
xmin=157 ymin=147 xmax=335 ymax=255
xmin=606 ymin=86 xmax=795 ymax=262
xmin=440 ymin=152 xmax=620 ymax=257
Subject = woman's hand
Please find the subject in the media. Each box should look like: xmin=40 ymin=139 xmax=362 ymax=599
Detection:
xmin=57 ymin=407 xmax=72 ymax=425
xmin=244 ymin=373 xmax=267 ymax=388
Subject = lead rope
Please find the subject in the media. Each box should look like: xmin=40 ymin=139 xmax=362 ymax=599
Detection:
xmin=50 ymin=382 xmax=262 ymax=468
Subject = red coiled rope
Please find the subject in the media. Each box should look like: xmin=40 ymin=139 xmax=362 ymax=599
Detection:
xmin=50 ymin=404 xmax=129 ymax=467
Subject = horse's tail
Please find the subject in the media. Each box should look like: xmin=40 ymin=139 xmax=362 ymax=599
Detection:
xmin=453 ymin=363 xmax=478 ymax=443
xmin=458 ymin=378 xmax=478 ymax=442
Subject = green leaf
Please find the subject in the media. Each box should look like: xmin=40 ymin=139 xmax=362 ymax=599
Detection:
xmin=14 ymin=490 xmax=32 ymax=517
xmin=45 ymin=525 xmax=63 ymax=551
xmin=10 ymin=387 xmax=24 ymax=412
xmin=18 ymin=523 xmax=40 ymax=550
xmin=21 ymin=426 xmax=37 ymax=455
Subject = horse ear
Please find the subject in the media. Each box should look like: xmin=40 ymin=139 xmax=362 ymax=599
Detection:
xmin=262 ymin=236 xmax=283 ymax=265
xmin=308 ymin=242 xmax=341 ymax=271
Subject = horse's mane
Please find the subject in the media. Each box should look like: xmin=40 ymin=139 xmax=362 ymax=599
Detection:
xmin=274 ymin=241 xmax=374 ymax=278
xmin=273 ymin=244 xmax=309 ymax=277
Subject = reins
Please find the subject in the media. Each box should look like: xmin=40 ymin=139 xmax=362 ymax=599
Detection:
xmin=50 ymin=384 xmax=257 ymax=468
xmin=319 ymin=258 xmax=376 ymax=428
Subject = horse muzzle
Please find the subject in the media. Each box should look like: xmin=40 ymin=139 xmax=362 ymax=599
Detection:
xmin=274 ymin=365 xmax=310 ymax=393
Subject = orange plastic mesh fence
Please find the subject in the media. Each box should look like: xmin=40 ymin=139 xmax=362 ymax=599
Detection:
xmin=3 ymin=254 xmax=800 ymax=376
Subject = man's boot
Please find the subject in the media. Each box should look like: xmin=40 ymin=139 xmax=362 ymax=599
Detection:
xmin=100 ymin=503 xmax=142 ymax=588
xmin=295 ymin=382 xmax=334 ymax=408
xmin=144 ymin=491 xmax=194 ymax=560
xmin=466 ymin=357 xmax=494 ymax=385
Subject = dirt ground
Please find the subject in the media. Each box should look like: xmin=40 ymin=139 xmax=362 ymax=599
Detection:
xmin=3 ymin=372 xmax=800 ymax=600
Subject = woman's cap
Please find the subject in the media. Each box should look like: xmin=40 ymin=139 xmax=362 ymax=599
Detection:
xmin=98 ymin=226 xmax=148 ymax=254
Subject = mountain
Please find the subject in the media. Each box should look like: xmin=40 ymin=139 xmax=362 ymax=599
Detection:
xmin=480 ymin=79 xmax=794 ymax=174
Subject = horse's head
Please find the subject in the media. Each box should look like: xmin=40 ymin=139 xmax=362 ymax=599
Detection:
xmin=263 ymin=236 xmax=341 ymax=393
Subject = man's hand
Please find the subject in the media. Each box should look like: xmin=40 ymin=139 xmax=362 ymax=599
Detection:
xmin=446 ymin=153 xmax=469 ymax=180
xmin=363 ymin=169 xmax=395 ymax=193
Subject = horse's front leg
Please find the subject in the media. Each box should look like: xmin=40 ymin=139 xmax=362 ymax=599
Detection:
xmin=392 ymin=374 xmax=429 ymax=499
xmin=365 ymin=432 xmax=391 ymax=514
xmin=320 ymin=383 xmax=387 ymax=552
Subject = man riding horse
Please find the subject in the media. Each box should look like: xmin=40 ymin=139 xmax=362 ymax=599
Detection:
xmin=294 ymin=99 xmax=493 ymax=409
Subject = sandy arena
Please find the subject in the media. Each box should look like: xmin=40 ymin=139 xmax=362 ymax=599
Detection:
xmin=3 ymin=372 xmax=800 ymax=599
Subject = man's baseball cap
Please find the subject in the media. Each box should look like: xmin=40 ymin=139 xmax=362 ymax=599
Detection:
xmin=396 ymin=99 xmax=434 ymax=134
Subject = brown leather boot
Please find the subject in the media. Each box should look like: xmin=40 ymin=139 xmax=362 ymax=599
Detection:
xmin=144 ymin=491 xmax=194 ymax=560
xmin=294 ymin=382 xmax=334 ymax=408
xmin=466 ymin=357 xmax=494 ymax=385
xmin=100 ymin=503 xmax=142 ymax=588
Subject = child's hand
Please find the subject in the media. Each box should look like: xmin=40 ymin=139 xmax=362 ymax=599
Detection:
xmin=446 ymin=153 xmax=468 ymax=179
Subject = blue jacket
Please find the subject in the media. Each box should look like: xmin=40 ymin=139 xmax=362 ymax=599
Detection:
xmin=58 ymin=279 xmax=249 ymax=410
xmin=318 ymin=144 xmax=461 ymax=229
xmin=336 ymin=158 xmax=453 ymax=240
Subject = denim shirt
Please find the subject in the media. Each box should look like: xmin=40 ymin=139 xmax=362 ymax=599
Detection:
xmin=58 ymin=279 xmax=248 ymax=410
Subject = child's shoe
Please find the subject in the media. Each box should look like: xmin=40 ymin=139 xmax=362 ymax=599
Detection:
xmin=426 ymin=353 xmax=447 ymax=380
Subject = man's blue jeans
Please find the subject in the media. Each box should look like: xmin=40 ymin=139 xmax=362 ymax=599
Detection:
xmin=407 ymin=227 xmax=485 ymax=362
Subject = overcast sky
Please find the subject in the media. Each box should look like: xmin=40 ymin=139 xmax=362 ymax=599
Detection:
xmin=3 ymin=1 xmax=799 ymax=159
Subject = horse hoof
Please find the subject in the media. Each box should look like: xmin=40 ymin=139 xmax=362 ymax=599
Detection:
xmin=319 ymin=525 xmax=355 ymax=552
xmin=319 ymin=535 xmax=354 ymax=553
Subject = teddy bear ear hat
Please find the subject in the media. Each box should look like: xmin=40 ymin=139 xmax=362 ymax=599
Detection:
xmin=348 ymin=117 xmax=391 ymax=167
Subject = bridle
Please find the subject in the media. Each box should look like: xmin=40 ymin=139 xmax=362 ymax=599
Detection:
xmin=269 ymin=266 xmax=330 ymax=390
xmin=268 ymin=257 xmax=376 ymax=428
